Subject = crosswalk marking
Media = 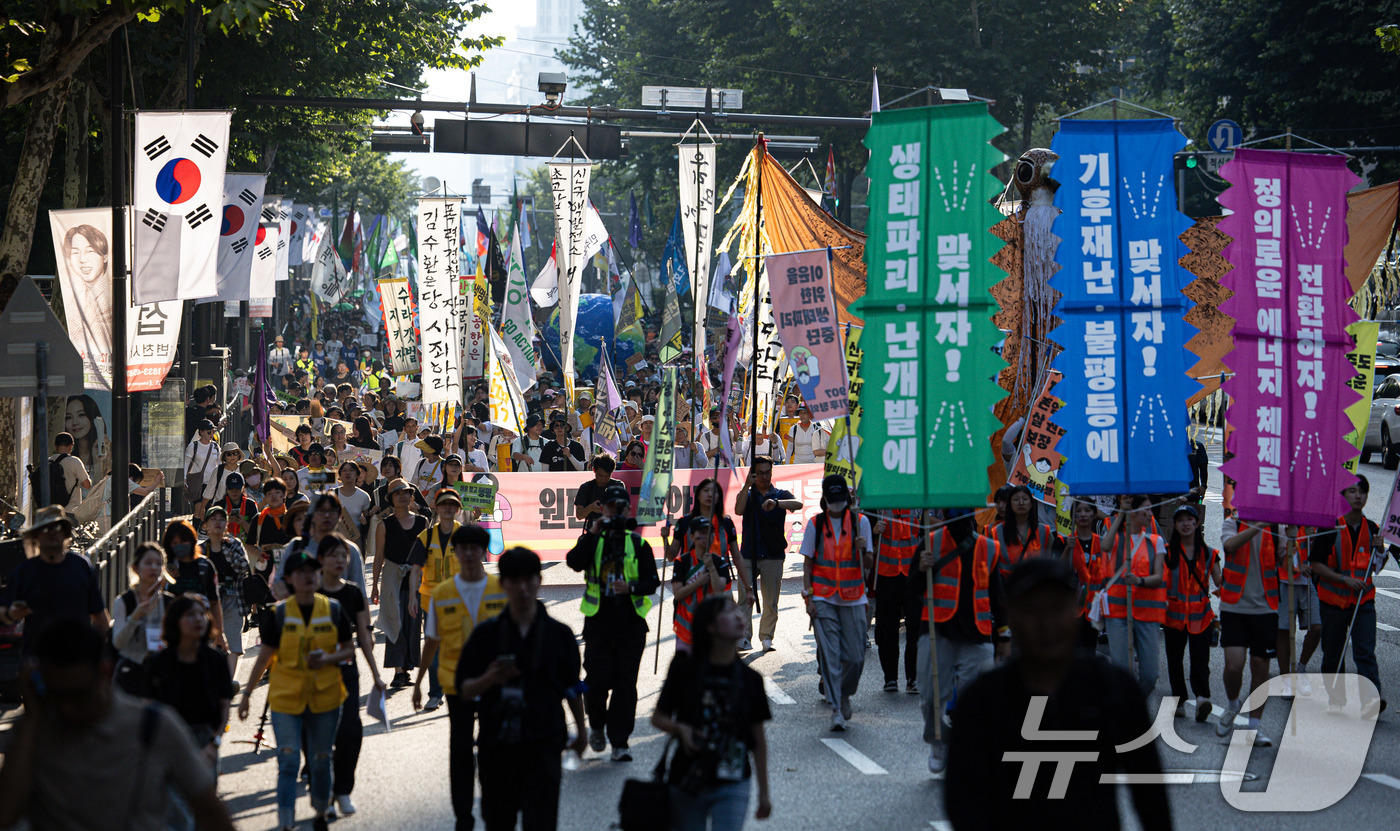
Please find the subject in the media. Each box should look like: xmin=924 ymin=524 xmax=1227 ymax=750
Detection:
xmin=1379 ymin=622 xmax=1399 ymax=632
xmin=1362 ymin=773 xmax=1400 ymax=791
xmin=1375 ymin=588 xmax=1400 ymax=602
xmin=820 ymin=738 xmax=888 ymax=775
xmin=764 ymin=676 xmax=796 ymax=705
xmin=928 ymin=822 xmax=953 ymax=831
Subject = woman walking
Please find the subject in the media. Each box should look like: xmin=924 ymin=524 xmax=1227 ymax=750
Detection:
xmin=652 ymin=595 xmax=773 ymax=830
xmin=163 ymin=520 xmax=229 ymax=654
xmin=372 ymin=479 xmax=429 ymax=688
xmin=992 ymin=485 xmax=1060 ymax=578
xmin=111 ymin=542 xmax=175 ymax=695
xmin=1163 ymin=504 xmax=1221 ymax=720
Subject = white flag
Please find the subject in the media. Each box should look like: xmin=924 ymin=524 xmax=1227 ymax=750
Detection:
xmin=308 ymin=217 xmax=348 ymax=304
xmin=132 ymin=110 xmax=231 ymax=303
xmin=49 ymin=207 xmax=115 ymax=390
xmin=530 ymin=242 xmax=559 ymax=308
xmin=416 ymin=198 xmax=463 ymax=405
xmin=548 ymin=161 xmax=592 ymax=405
xmin=210 ymin=173 xmax=266 ymax=303
xmin=500 ymin=230 xmax=538 ymax=391
xmin=680 ymin=141 xmax=717 ymax=369
xmin=250 ymin=196 xmax=283 ymax=301
xmin=274 ymin=200 xmax=292 ymax=281
xmin=288 ymin=204 xmax=312 ymax=266
xmin=489 ymin=327 xmax=529 ymax=437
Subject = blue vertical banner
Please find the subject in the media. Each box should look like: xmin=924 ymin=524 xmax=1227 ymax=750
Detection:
xmin=1049 ymin=119 xmax=1196 ymax=494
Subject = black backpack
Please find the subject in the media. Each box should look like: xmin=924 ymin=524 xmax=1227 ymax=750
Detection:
xmin=48 ymin=453 xmax=76 ymax=507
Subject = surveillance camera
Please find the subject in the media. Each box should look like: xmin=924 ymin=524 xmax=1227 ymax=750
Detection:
xmin=538 ymin=72 xmax=567 ymax=106
xmin=410 ymin=110 xmax=425 ymax=137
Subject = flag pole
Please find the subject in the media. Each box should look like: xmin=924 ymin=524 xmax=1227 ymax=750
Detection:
xmin=749 ymin=138 xmax=763 ymax=458
xmin=109 ymin=27 xmax=131 ymax=525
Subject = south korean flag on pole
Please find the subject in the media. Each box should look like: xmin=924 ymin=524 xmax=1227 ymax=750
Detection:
xmin=209 ymin=173 xmax=266 ymax=302
xmin=250 ymin=196 xmax=283 ymax=300
xmin=133 ymin=111 xmax=231 ymax=304
xmin=309 ymin=223 xmax=349 ymax=304
xmin=288 ymin=204 xmax=312 ymax=267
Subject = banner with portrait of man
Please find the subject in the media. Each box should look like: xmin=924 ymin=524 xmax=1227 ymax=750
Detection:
xmin=50 ymin=207 xmax=115 ymax=390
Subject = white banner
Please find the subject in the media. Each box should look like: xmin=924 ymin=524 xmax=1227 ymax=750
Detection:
xmin=128 ymin=298 xmax=183 ymax=393
xmin=249 ymin=298 xmax=273 ymax=318
xmin=548 ymin=161 xmax=592 ymax=405
xmin=50 ymin=207 xmax=114 ymax=390
xmin=308 ymin=215 xmax=348 ymax=304
xmin=530 ymin=242 xmax=559 ymax=307
xmin=300 ymin=218 xmax=325 ymax=269
xmin=680 ymin=141 xmax=717 ymax=368
xmin=462 ymin=274 xmax=486 ymax=381
xmin=416 ymin=198 xmax=462 ymax=404
xmin=273 ymin=199 xmax=292 ymax=282
xmin=211 ymin=173 xmax=265 ymax=302
xmin=501 ymin=230 xmax=538 ymax=391
xmin=379 ymin=277 xmax=419 ymax=375
xmin=250 ymin=196 xmax=283 ymax=301
xmin=288 ymin=204 xmax=312 ymax=266
xmin=132 ymin=110 xmax=231 ymax=303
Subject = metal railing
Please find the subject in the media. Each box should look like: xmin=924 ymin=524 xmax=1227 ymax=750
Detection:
xmin=85 ymin=489 xmax=166 ymax=606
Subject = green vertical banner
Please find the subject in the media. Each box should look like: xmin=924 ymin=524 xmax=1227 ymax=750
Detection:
xmin=854 ymin=103 xmax=1007 ymax=509
xmin=637 ymin=366 xmax=678 ymax=524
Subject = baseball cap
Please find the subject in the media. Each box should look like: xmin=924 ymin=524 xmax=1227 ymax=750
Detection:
xmin=436 ymin=489 xmax=462 ymax=507
xmin=204 ymin=504 xmax=228 ymax=520
xmin=822 ymin=474 xmax=850 ymax=502
xmin=417 ymin=435 xmax=445 ymax=454
xmin=225 ymin=472 xmax=245 ymax=490
xmin=1173 ymin=503 xmax=1199 ymax=519
xmin=197 ymin=419 xmax=216 ymax=432
xmin=444 ymin=453 xmax=463 ymax=465
xmin=602 ymin=482 xmax=630 ymax=505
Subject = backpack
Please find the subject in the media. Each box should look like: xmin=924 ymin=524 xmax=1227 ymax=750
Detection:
xmin=48 ymin=453 xmax=76 ymax=507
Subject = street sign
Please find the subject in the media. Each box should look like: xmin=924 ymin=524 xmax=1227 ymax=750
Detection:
xmin=1202 ymin=152 xmax=1233 ymax=173
xmin=472 ymin=182 xmax=491 ymax=204
xmin=0 ymin=276 xmax=83 ymax=398
xmin=434 ymin=119 xmax=624 ymax=160
xmin=1207 ymin=119 xmax=1242 ymax=153
xmin=641 ymin=86 xmax=744 ymax=110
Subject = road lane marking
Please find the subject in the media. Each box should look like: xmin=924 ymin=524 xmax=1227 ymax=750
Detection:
xmin=1375 ymin=588 xmax=1400 ymax=602
xmin=929 ymin=822 xmax=953 ymax=831
xmin=1363 ymin=773 xmax=1400 ymax=790
xmin=820 ymin=738 xmax=888 ymax=775
xmin=763 ymin=677 xmax=796 ymax=705
xmin=1379 ymin=623 xmax=1399 ymax=632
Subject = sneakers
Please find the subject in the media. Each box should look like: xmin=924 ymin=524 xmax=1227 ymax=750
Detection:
xmin=906 ymin=680 xmax=918 ymax=695
xmin=389 ymin=671 xmax=412 ymax=688
xmin=1195 ymin=698 xmax=1213 ymax=724
xmin=739 ymin=638 xmax=753 ymax=652
xmin=841 ymin=699 xmax=853 ymax=721
xmin=1362 ymin=699 xmax=1386 ymax=720
xmin=424 ymin=693 xmax=443 ymax=712
xmin=611 ymin=747 xmax=633 ymax=762
xmin=883 ymin=680 xmax=898 ymax=693
xmin=1252 ymin=731 xmax=1274 ymax=748
xmin=335 ymin=795 xmax=357 ymax=816
xmin=1174 ymin=699 xmax=1186 ymax=718
xmin=1297 ymin=672 xmax=1313 ymax=696
xmin=588 ymin=729 xmax=607 ymax=752
xmin=761 ymin=638 xmax=774 ymax=652
xmin=1327 ymin=702 xmax=1346 ymax=715
xmin=927 ymin=744 xmax=947 ymax=775
xmin=830 ymin=711 xmax=846 ymax=732
xmin=1280 ymin=676 xmax=1294 ymax=699
xmin=1215 ymin=700 xmax=1240 ymax=737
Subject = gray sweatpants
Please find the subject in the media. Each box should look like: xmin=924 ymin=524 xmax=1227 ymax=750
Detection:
xmin=812 ymin=601 xmax=867 ymax=712
xmin=916 ymin=633 xmax=993 ymax=745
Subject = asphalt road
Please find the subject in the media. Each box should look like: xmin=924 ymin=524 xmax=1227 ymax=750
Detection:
xmin=212 ymin=441 xmax=1400 ymax=831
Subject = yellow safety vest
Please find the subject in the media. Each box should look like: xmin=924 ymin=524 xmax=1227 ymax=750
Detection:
xmin=430 ymin=573 xmax=507 ymax=695
xmin=580 ymin=534 xmax=652 ymax=619
xmin=418 ymin=522 xmax=460 ymax=601
xmin=268 ymin=593 xmax=347 ymax=715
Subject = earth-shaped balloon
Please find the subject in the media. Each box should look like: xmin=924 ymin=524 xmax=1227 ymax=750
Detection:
xmin=540 ymin=293 xmax=643 ymax=384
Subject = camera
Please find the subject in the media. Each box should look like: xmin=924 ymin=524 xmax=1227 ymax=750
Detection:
xmin=494 ymin=685 xmax=527 ymax=744
xmin=596 ymin=514 xmax=629 ymax=534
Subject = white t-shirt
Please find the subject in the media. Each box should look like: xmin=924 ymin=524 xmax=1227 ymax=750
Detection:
xmin=425 ymin=574 xmax=489 ymax=639
xmin=800 ymin=512 xmax=873 ymax=606
xmin=412 ymin=458 xmax=443 ymax=494
xmin=336 ymin=486 xmax=373 ymax=523
xmin=464 ymin=448 xmax=491 ymax=472
xmin=788 ymin=423 xmax=828 ymax=465
xmin=511 ymin=434 xmax=548 ymax=470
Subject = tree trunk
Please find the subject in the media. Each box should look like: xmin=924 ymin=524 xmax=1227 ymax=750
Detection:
xmin=0 ymin=76 xmax=73 ymax=297
xmin=62 ymin=74 xmax=91 ymax=210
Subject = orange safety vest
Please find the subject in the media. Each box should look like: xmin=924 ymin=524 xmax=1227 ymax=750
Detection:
xmin=811 ymin=512 xmax=865 ymax=602
xmin=673 ymin=533 xmax=733 ymax=646
xmin=1277 ymin=526 xmax=1312 ymax=585
xmin=1220 ymin=525 xmax=1279 ymax=610
xmin=1070 ymin=533 xmax=1106 ymax=619
xmin=877 ymin=509 xmax=920 ymax=577
xmin=923 ymin=528 xmax=999 ymax=632
xmin=1105 ymin=533 xmax=1167 ymax=623
xmin=1165 ymin=546 xmax=1218 ymax=634
xmin=993 ymin=521 xmax=1057 ymax=579
xmin=1317 ymin=518 xmax=1377 ymax=608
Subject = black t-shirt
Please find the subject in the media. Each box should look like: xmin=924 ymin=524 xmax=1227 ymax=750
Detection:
xmin=541 ymin=440 xmax=586 ymax=472
xmin=168 ymin=558 xmax=220 ymax=607
xmin=1308 ymin=518 xmax=1381 ymax=587
xmin=146 ymin=644 xmax=232 ymax=732
xmin=0 ymin=554 xmax=105 ymax=653
xmin=576 ymin=478 xmax=626 ymax=514
xmin=931 ymin=533 xmax=1006 ymax=645
xmin=655 ymin=653 xmax=771 ymax=783
xmin=382 ymin=415 xmax=406 ymax=434
xmin=349 ymin=436 xmax=378 ymax=450
xmin=319 ymin=583 xmax=367 ymax=647
xmin=258 ymin=597 xmax=353 ymax=649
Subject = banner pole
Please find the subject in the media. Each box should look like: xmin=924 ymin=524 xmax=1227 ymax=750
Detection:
xmin=750 ymin=140 xmax=762 ymax=457
xmin=926 ymin=567 xmax=941 ymax=742
xmin=1285 ymin=527 xmax=1297 ymax=736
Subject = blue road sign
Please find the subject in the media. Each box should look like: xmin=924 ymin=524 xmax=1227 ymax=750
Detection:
xmin=1207 ymin=119 xmax=1242 ymax=153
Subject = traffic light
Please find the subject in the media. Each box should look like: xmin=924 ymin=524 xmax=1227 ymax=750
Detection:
xmin=1174 ymin=152 xmax=1201 ymax=170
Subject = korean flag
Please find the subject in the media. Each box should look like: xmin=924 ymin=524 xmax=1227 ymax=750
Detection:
xmin=133 ymin=111 xmax=231 ymax=304
xmin=250 ymin=195 xmax=283 ymax=300
xmin=208 ymin=173 xmax=266 ymax=303
xmin=274 ymin=200 xmax=293 ymax=280
xmin=288 ymin=204 xmax=312 ymax=267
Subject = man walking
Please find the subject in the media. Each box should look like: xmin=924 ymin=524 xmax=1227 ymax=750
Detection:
xmin=801 ymin=476 xmax=874 ymax=730
xmin=0 ymin=507 xmax=109 ymax=652
xmin=565 ymin=482 xmax=659 ymax=761
xmin=874 ymin=509 xmax=923 ymax=693
xmin=1215 ymin=517 xmax=1283 ymax=745
xmin=1311 ymin=477 xmax=1386 ymax=717
xmin=736 ymin=456 xmax=801 ymax=652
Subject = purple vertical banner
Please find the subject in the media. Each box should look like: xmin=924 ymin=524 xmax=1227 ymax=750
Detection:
xmin=1219 ymin=149 xmax=1361 ymax=526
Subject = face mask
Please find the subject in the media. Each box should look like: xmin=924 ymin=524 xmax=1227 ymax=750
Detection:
xmin=171 ymin=542 xmax=193 ymax=557
xmin=246 ymin=475 xmax=262 ymax=488
xmin=828 ymin=500 xmax=848 ymax=513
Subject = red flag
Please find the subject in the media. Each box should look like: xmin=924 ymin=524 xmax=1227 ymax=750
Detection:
xmin=824 ymin=147 xmax=838 ymax=204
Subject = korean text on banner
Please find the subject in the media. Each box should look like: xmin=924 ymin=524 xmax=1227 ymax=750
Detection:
xmin=132 ymin=111 xmax=231 ymax=303
xmin=854 ymin=102 xmax=1007 ymax=509
xmin=766 ymin=248 xmax=849 ymax=419
xmin=500 ymin=230 xmax=538 ymax=391
xmin=211 ymin=173 xmax=266 ymax=303
xmin=1219 ymin=149 xmax=1362 ymax=526
xmin=488 ymin=327 xmax=529 ymax=437
xmin=681 ymin=141 xmax=717 ymax=368
xmin=1049 ymin=119 xmax=1197 ymax=496
xmin=548 ymin=161 xmax=592 ymax=404
xmin=49 ymin=207 xmax=115 ymax=390
xmin=824 ymin=326 xmax=864 ymax=488
xmin=250 ymin=196 xmax=283 ymax=302
xmin=637 ymin=367 xmax=678 ymax=525
xmin=1008 ymin=370 xmax=1066 ymax=504
xmin=379 ymin=277 xmax=420 ymax=375
xmin=310 ymin=216 xmax=349 ymax=304
xmin=1342 ymin=320 xmax=1379 ymax=474
xmin=128 ymin=299 xmax=183 ymax=392
xmin=416 ymin=198 xmax=463 ymax=405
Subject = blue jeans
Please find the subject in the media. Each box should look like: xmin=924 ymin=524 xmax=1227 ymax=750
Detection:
xmin=429 ymin=651 xmax=443 ymax=698
xmin=1106 ymin=617 xmax=1160 ymax=697
xmin=271 ymin=708 xmax=340 ymax=827
xmin=669 ymin=779 xmax=751 ymax=831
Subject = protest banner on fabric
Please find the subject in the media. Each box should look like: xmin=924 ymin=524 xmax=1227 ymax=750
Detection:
xmin=128 ymin=299 xmax=183 ymax=392
xmin=1054 ymin=480 xmax=1074 ymax=537
xmin=1049 ymin=119 xmax=1197 ymax=496
xmin=488 ymin=328 xmax=529 ymax=437
xmin=210 ymin=173 xmax=265 ymax=303
xmin=1343 ymin=320 xmax=1380 ymax=474
xmin=766 ymin=248 xmax=848 ymax=420
xmin=681 ymin=139 xmax=717 ymax=366
xmin=1384 ymin=472 xmax=1400 ymax=547
xmin=854 ymin=103 xmax=1006 ymax=508
xmin=489 ymin=463 xmax=828 ymax=559
xmin=453 ymin=479 xmax=498 ymax=512
xmin=416 ymin=198 xmax=463 ymax=405
xmin=825 ymin=326 xmax=864 ymax=488
xmin=1009 ymin=370 xmax=1067 ymax=504
xmin=462 ymin=273 xmax=486 ymax=381
xmin=659 ymin=276 xmax=683 ymax=363
xmin=1219 ymin=149 xmax=1362 ymax=526
xmin=378 ymin=276 xmax=420 ymax=375
xmin=50 ymin=207 xmax=115 ymax=390
xmin=548 ymin=158 xmax=592 ymax=404
xmin=132 ymin=110 xmax=231 ymax=303
xmin=637 ymin=367 xmax=678 ymax=525
xmin=309 ymin=218 xmax=349 ymax=304
xmin=250 ymin=196 xmax=283 ymax=302
xmin=500 ymin=230 xmax=538 ymax=390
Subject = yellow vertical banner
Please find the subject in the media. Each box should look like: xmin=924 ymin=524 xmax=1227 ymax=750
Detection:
xmin=1343 ymin=320 xmax=1380 ymax=473
xmin=825 ymin=326 xmax=864 ymax=488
